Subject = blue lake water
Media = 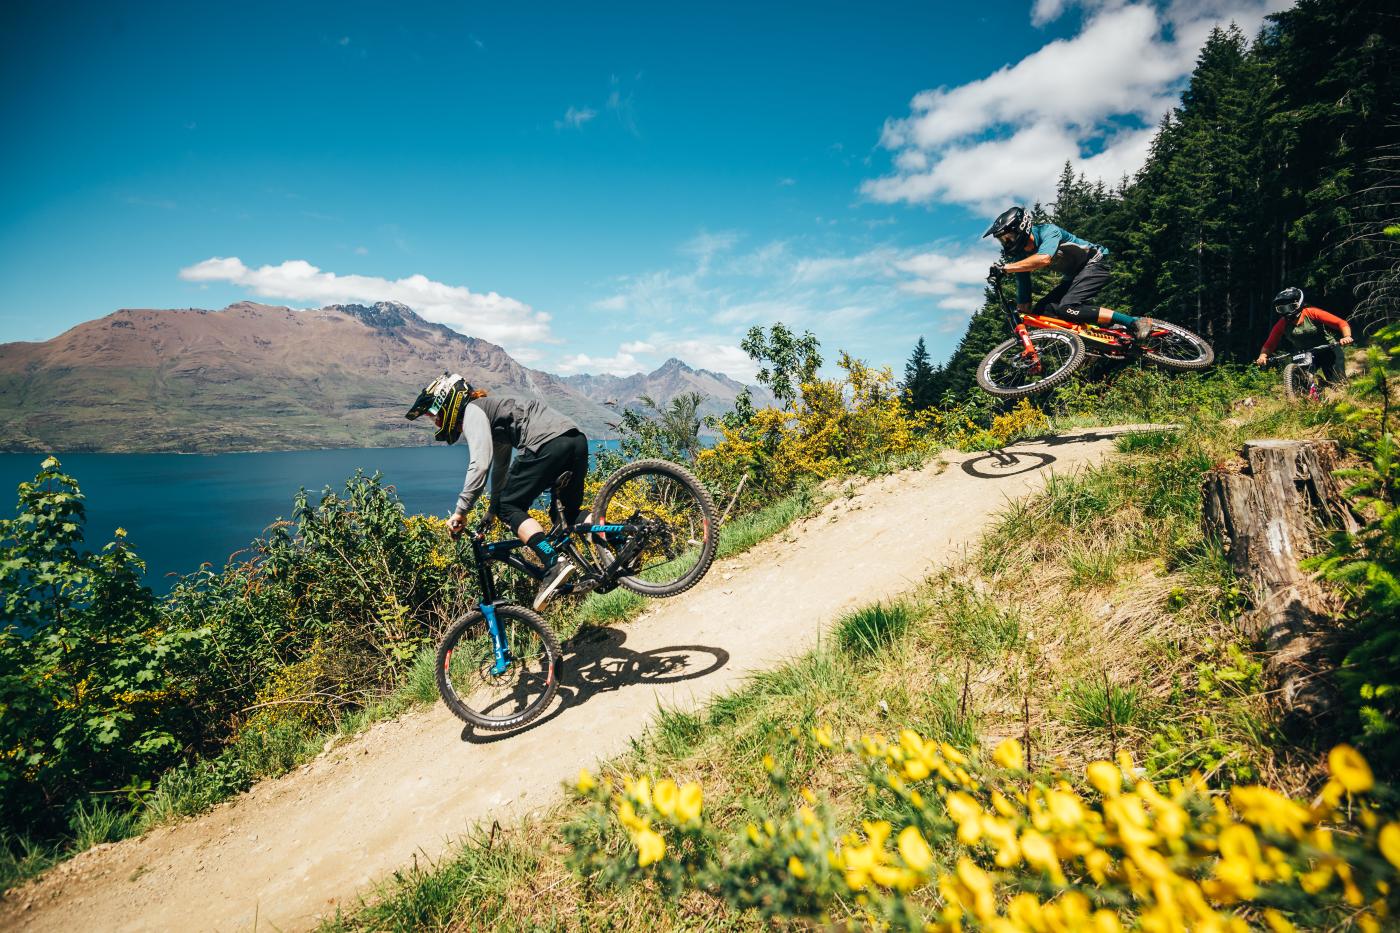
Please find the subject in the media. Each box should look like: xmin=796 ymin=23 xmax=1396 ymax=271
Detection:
xmin=0 ymin=442 xmax=619 ymax=593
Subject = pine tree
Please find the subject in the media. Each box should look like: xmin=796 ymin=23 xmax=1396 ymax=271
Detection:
xmin=900 ymin=337 xmax=938 ymax=411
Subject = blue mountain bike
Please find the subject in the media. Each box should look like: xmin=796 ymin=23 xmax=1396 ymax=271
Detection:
xmin=435 ymin=459 xmax=718 ymax=731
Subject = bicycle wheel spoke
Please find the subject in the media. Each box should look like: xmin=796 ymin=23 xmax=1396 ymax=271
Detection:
xmin=985 ymin=332 xmax=1078 ymax=392
xmin=591 ymin=460 xmax=718 ymax=598
xmin=441 ymin=615 xmax=555 ymax=725
xmin=599 ymin=473 xmax=705 ymax=582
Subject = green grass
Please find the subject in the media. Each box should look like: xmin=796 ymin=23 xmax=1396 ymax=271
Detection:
xmin=1063 ymin=677 xmax=1149 ymax=732
xmin=835 ymin=601 xmax=913 ymax=656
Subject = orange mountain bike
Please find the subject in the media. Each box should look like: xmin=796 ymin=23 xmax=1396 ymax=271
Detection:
xmin=976 ymin=268 xmax=1214 ymax=399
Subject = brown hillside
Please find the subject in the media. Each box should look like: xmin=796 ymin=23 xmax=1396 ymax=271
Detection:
xmin=0 ymin=301 xmax=615 ymax=452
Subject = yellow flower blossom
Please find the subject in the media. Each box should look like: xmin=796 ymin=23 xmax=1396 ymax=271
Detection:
xmin=992 ymin=737 xmax=1025 ymax=770
xmin=634 ymin=826 xmax=665 ymax=867
xmin=575 ymin=769 xmax=597 ymax=794
xmin=946 ymin=791 xmax=985 ymax=844
xmin=652 ymin=778 xmax=678 ymax=818
xmin=940 ymin=742 xmax=969 ymax=766
xmin=1262 ymin=909 xmax=1295 ymax=933
xmin=788 ymin=855 xmax=808 ymax=879
xmin=1230 ymin=785 xmax=1310 ymax=838
xmin=981 ymin=815 xmax=1022 ymax=868
xmin=898 ymin=825 xmax=934 ymax=873
xmin=1379 ymin=823 xmax=1400 ymax=870
xmin=812 ymin=725 xmax=833 ymax=748
xmin=628 ymin=775 xmax=652 ymax=809
xmin=1093 ymin=909 xmax=1124 ymax=933
xmin=617 ymin=798 xmax=646 ymax=832
xmin=1088 ymin=760 xmax=1123 ymax=797
xmin=955 ymin=857 xmax=997 ymax=921
xmin=1020 ymin=829 xmax=1066 ymax=884
xmin=1328 ymin=744 xmax=1374 ymax=794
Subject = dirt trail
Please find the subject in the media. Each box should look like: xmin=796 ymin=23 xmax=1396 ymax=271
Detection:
xmin=3 ymin=428 xmax=1143 ymax=933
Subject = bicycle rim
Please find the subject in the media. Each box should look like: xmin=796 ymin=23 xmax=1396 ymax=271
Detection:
xmin=977 ymin=330 xmax=1084 ymax=399
xmin=592 ymin=460 xmax=717 ymax=597
xmin=437 ymin=607 xmax=560 ymax=730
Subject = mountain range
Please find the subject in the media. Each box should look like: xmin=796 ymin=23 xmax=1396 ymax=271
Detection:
xmin=0 ymin=301 xmax=764 ymax=452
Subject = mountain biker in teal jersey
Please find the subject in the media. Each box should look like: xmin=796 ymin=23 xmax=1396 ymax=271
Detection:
xmin=406 ymin=373 xmax=589 ymax=611
xmin=983 ymin=206 xmax=1151 ymax=342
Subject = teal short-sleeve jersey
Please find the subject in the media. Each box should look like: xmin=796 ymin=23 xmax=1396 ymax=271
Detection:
xmin=1014 ymin=224 xmax=1108 ymax=304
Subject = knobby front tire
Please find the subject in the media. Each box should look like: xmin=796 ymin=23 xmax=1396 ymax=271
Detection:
xmin=1282 ymin=363 xmax=1319 ymax=403
xmin=436 ymin=605 xmax=561 ymax=731
xmin=590 ymin=459 xmax=718 ymax=598
xmin=976 ymin=330 xmax=1086 ymax=400
xmin=1139 ymin=319 xmax=1214 ymax=370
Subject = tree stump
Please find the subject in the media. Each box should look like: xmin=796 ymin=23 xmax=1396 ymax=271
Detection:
xmin=1201 ymin=440 xmax=1359 ymax=723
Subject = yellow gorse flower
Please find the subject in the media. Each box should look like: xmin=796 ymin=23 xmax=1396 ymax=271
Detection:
xmin=634 ymin=826 xmax=665 ymax=867
xmin=992 ymin=737 xmax=1025 ymax=770
xmin=1328 ymin=744 xmax=1374 ymax=794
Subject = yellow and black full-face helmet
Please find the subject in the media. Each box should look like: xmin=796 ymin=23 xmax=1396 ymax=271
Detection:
xmin=405 ymin=372 xmax=472 ymax=444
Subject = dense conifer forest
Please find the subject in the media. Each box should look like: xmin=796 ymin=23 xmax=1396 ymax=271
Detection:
xmin=906 ymin=0 xmax=1399 ymax=404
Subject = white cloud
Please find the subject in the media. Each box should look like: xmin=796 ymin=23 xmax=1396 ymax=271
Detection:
xmin=179 ymin=257 xmax=553 ymax=352
xmin=554 ymin=349 xmax=645 ymax=376
xmin=555 ymin=106 xmax=597 ymax=130
xmin=865 ymin=0 xmax=1291 ymax=210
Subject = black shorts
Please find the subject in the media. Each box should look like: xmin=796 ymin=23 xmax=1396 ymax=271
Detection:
xmin=1034 ymin=257 xmax=1110 ymax=323
xmin=495 ymin=431 xmax=589 ymax=533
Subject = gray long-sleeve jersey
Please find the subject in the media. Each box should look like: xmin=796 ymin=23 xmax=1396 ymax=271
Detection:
xmin=453 ymin=395 xmax=580 ymax=515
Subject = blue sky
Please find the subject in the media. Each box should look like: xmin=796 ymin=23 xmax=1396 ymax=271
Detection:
xmin=1 ymin=0 xmax=1287 ymax=381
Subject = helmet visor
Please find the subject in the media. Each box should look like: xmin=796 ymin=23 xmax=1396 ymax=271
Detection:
xmin=405 ymin=386 xmax=437 ymax=420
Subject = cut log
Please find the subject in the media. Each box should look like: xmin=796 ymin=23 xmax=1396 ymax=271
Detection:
xmin=1201 ymin=440 xmax=1359 ymax=723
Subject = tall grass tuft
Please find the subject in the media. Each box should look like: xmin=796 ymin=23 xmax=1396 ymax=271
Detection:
xmin=835 ymin=601 xmax=912 ymax=657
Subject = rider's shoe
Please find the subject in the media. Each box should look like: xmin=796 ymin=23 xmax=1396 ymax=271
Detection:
xmin=532 ymin=559 xmax=576 ymax=612
xmin=1131 ymin=318 xmax=1154 ymax=342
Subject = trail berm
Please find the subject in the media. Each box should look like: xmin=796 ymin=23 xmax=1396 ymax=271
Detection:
xmin=2 ymin=427 xmax=1148 ymax=932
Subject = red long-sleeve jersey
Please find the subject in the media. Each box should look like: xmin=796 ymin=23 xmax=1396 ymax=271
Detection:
xmin=1260 ymin=307 xmax=1349 ymax=354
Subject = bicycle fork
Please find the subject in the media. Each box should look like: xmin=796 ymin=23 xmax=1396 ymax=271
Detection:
xmin=481 ymin=602 xmax=512 ymax=676
xmin=1014 ymin=323 xmax=1044 ymax=372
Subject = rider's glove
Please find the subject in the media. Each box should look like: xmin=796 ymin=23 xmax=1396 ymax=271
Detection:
xmin=988 ymin=259 xmax=1007 ymax=277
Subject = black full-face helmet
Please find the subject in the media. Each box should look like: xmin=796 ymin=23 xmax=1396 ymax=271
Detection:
xmin=983 ymin=206 xmax=1034 ymax=255
xmin=406 ymin=372 xmax=472 ymax=444
xmin=1273 ymin=287 xmax=1304 ymax=318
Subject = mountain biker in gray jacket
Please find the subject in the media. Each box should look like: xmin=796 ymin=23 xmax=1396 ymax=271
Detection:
xmin=983 ymin=206 xmax=1151 ymax=342
xmin=406 ymin=373 xmax=588 ymax=610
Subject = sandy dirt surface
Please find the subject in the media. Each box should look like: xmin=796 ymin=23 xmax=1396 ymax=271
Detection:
xmin=2 ymin=428 xmax=1142 ymax=932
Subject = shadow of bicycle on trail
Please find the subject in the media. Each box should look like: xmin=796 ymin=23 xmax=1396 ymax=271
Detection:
xmin=960 ymin=426 xmax=1174 ymax=480
xmin=458 ymin=625 xmax=729 ymax=744
xmin=960 ymin=449 xmax=1058 ymax=479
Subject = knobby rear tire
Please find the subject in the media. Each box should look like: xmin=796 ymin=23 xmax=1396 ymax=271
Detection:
xmin=1139 ymin=319 xmax=1214 ymax=370
xmin=976 ymin=330 xmax=1086 ymax=400
xmin=591 ymin=459 xmax=718 ymax=598
xmin=436 ymin=604 xmax=561 ymax=731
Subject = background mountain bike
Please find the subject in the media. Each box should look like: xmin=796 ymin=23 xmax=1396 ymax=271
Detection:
xmin=1268 ymin=344 xmax=1346 ymax=402
xmin=435 ymin=458 xmax=717 ymax=731
xmin=976 ymin=268 xmax=1214 ymax=399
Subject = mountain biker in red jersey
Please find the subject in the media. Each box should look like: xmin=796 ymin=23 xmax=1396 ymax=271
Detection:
xmin=1253 ymin=287 xmax=1352 ymax=381
xmin=406 ymin=373 xmax=589 ymax=611
xmin=983 ymin=206 xmax=1152 ymax=342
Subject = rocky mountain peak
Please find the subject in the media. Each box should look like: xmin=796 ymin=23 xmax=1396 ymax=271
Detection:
xmin=329 ymin=301 xmax=417 ymax=332
xmin=652 ymin=357 xmax=692 ymax=376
